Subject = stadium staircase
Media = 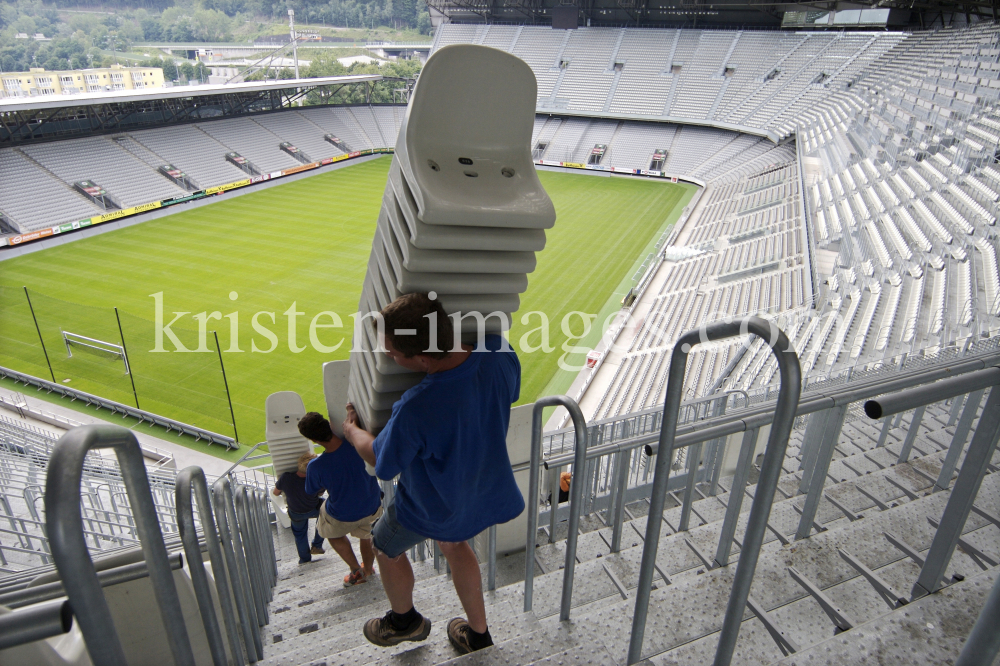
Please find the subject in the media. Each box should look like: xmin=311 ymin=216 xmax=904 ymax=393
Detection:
xmin=251 ymin=396 xmax=1000 ymax=666
xmin=2 ymin=340 xmax=1000 ymax=665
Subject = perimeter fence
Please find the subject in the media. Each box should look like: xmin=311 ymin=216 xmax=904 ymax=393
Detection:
xmin=0 ymin=286 xmax=238 ymax=442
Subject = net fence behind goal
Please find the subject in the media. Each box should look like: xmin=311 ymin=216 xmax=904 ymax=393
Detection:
xmin=0 ymin=289 xmax=237 ymax=440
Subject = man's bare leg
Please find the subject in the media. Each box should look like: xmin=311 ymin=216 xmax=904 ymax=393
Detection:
xmin=360 ymin=538 xmax=376 ymax=577
xmin=376 ymin=549 xmax=415 ymax=614
xmin=328 ymin=536 xmax=361 ymax=571
xmin=438 ymin=541 xmax=487 ymax=633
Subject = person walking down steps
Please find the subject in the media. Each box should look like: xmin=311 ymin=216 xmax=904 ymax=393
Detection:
xmin=298 ymin=412 xmax=384 ymax=586
xmin=342 ymin=292 xmax=525 ymax=655
xmin=272 ymin=452 xmax=326 ymax=564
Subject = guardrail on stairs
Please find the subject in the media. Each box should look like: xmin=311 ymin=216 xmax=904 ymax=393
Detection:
xmin=1 ymin=423 xmax=281 ymax=665
xmin=522 ymin=317 xmax=1000 ymax=665
xmin=628 ymin=316 xmax=802 ymax=666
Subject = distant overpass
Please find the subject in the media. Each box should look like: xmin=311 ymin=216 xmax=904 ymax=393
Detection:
xmin=135 ymin=41 xmax=432 ymax=61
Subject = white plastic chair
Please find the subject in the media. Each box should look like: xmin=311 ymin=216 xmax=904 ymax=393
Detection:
xmin=264 ymin=391 xmax=312 ymax=529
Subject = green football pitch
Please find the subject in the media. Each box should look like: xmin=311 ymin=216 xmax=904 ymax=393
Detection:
xmin=0 ymin=157 xmax=695 ymax=459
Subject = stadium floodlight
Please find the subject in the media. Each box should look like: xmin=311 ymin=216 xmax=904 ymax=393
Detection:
xmin=62 ymin=331 xmax=130 ymax=375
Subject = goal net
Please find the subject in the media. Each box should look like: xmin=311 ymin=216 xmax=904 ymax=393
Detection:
xmin=62 ymin=331 xmax=130 ymax=375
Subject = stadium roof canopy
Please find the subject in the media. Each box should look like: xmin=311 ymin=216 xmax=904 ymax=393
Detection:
xmin=0 ymin=75 xmax=382 ymax=145
xmin=426 ymin=0 xmax=987 ymax=29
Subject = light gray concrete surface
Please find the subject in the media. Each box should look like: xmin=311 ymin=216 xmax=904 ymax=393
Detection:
xmin=1 ymin=388 xmax=242 ymax=477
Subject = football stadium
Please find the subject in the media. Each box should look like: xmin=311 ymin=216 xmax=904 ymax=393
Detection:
xmin=3 ymin=2 xmax=1000 ymax=664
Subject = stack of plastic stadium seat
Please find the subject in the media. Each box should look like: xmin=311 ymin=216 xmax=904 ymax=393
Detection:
xmin=348 ymin=44 xmax=557 ymax=431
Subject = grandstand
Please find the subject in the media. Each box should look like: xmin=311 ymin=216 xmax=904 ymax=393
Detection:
xmin=3 ymin=16 xmax=1000 ymax=666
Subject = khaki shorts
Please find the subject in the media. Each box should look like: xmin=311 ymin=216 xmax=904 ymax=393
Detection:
xmin=316 ymin=504 xmax=383 ymax=540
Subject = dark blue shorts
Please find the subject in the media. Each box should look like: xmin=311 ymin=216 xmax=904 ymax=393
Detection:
xmin=372 ymin=495 xmax=428 ymax=558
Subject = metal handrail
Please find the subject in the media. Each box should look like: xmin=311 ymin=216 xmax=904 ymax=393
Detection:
xmin=222 ymin=441 xmax=269 ymax=478
xmin=44 ymin=424 xmax=196 ymax=666
xmin=523 ymin=395 xmax=589 ymax=620
xmin=627 ymin=317 xmax=801 ymax=666
xmin=249 ymin=488 xmax=276 ymax=591
xmin=0 ymin=552 xmax=184 ymax=609
xmin=0 ymin=598 xmax=73 ymax=650
xmin=176 ymin=466 xmax=241 ymax=666
xmin=212 ymin=476 xmax=262 ymax=661
xmin=235 ymin=485 xmax=269 ymax=625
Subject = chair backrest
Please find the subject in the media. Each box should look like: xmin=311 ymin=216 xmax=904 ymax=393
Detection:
xmin=397 ymin=44 xmax=556 ymax=230
xmin=264 ymin=391 xmax=311 ymax=476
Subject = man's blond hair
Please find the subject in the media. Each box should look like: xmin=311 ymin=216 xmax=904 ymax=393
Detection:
xmin=297 ymin=452 xmax=317 ymax=474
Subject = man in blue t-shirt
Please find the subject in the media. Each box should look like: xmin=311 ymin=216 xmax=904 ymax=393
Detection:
xmin=298 ymin=412 xmax=383 ymax=587
xmin=343 ymin=292 xmax=524 ymax=655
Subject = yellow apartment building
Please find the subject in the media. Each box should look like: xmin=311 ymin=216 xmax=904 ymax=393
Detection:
xmin=0 ymin=65 xmax=166 ymax=98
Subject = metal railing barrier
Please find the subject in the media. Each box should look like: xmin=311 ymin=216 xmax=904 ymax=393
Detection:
xmin=627 ymin=317 xmax=802 ymax=666
xmin=177 ymin=466 xmax=242 ymax=666
xmin=212 ymin=476 xmax=262 ymax=662
xmin=864 ymin=364 xmax=1000 ymax=600
xmin=44 ymin=424 xmax=196 ymax=666
xmin=524 ymin=395 xmax=589 ymax=620
xmin=487 ymin=523 xmax=497 ymax=591
xmin=0 ymin=552 xmax=183 ymax=609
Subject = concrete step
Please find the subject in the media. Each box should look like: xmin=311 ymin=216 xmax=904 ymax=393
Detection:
xmin=530 ymin=469 xmax=1000 ymax=663
xmin=262 ymin=590 xmax=510 ymax=665
xmin=257 ymin=400 xmax=992 ymax=666
xmin=650 ymin=528 xmax=998 ymax=664
xmin=432 ymin=625 xmax=579 ymax=666
xmin=291 ymin=603 xmax=541 ymax=666
xmin=532 ymin=442 xmax=968 ymax=600
xmin=263 ymin=570 xmax=508 ymax=657
xmin=267 ymin=565 xmax=485 ymax=636
xmin=769 ymin=566 xmax=999 ymax=665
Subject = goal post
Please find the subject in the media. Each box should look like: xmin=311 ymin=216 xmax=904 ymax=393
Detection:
xmin=62 ymin=330 xmax=130 ymax=375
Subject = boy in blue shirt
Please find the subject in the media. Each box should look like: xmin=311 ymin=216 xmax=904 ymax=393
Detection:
xmin=272 ymin=452 xmax=326 ymax=564
xmin=343 ymin=292 xmax=524 ymax=655
xmin=299 ymin=412 xmax=384 ymax=586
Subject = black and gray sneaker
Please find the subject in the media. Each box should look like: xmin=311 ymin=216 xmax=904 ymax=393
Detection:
xmin=363 ymin=610 xmax=431 ymax=647
xmin=447 ymin=617 xmax=494 ymax=655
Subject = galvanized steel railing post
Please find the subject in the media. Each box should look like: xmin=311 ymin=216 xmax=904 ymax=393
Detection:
xmin=610 ymin=449 xmax=631 ymax=553
xmin=626 ymin=317 xmax=800 ymax=666
xmin=797 ymin=408 xmax=832 ymax=494
xmin=678 ymin=440 xmax=702 ymax=532
xmin=523 ymin=396 xmax=588 ymax=618
xmin=914 ymin=386 xmax=1000 ymax=598
xmin=547 ymin=466 xmax=559 ymax=542
xmin=713 ymin=428 xmax=759 ymax=569
xmin=235 ymin=486 xmax=268 ymax=625
xmin=176 ymin=466 xmax=241 ymax=666
xmin=863 ymin=367 xmax=1000 ymax=601
xmin=935 ymin=389 xmax=985 ymax=491
xmin=795 ymin=403 xmax=848 ymax=541
xmin=260 ymin=490 xmax=278 ymax=581
xmin=213 ymin=476 xmax=262 ymax=661
xmin=45 ymin=424 xmax=196 ymax=666
xmin=249 ymin=490 xmax=275 ymax=597
xmin=897 ymin=405 xmax=925 ymax=463
xmin=487 ymin=524 xmax=497 ymax=592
